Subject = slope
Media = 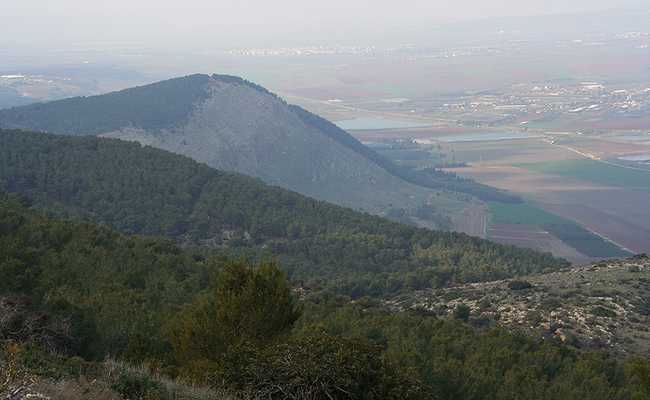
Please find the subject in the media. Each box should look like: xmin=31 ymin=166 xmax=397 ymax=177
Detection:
xmin=390 ymin=255 xmax=650 ymax=357
xmin=0 ymin=74 xmax=473 ymax=224
xmin=0 ymin=130 xmax=567 ymax=297
xmin=2 ymin=195 xmax=647 ymax=400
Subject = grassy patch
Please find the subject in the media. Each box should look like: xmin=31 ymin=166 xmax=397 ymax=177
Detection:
xmin=518 ymin=159 xmax=650 ymax=191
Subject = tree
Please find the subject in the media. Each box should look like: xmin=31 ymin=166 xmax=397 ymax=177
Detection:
xmin=168 ymin=259 xmax=302 ymax=371
xmin=453 ymin=304 xmax=471 ymax=322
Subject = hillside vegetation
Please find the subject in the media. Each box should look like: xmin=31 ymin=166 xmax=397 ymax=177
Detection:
xmin=389 ymin=256 xmax=650 ymax=356
xmin=0 ymin=74 xmax=515 ymax=221
xmin=0 ymin=130 xmax=567 ymax=297
xmin=2 ymin=195 xmax=650 ymax=400
xmin=0 ymin=74 xmax=212 ymax=134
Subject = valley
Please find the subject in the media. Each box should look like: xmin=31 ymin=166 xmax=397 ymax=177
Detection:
xmin=287 ymin=73 xmax=650 ymax=263
xmin=3 ymin=2 xmax=650 ymax=399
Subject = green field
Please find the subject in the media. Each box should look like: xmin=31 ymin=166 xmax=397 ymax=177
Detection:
xmin=488 ymin=202 xmax=631 ymax=258
xmin=519 ymin=159 xmax=650 ymax=191
xmin=489 ymin=202 xmax=567 ymax=225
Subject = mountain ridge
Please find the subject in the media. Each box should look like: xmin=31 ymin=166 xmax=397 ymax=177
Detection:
xmin=0 ymin=74 xmax=515 ymax=225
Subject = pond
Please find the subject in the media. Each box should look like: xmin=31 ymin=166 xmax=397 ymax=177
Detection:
xmin=434 ymin=132 xmax=540 ymax=143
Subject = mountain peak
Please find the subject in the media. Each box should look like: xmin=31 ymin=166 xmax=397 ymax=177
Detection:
xmin=0 ymin=74 xmax=463 ymax=220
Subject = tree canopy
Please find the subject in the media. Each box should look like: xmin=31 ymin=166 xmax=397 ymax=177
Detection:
xmin=0 ymin=130 xmax=568 ymax=298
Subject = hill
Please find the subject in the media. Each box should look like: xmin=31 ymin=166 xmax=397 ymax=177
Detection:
xmin=0 ymin=73 xmax=515 ymax=227
xmin=0 ymin=129 xmax=566 ymax=297
xmin=1 ymin=195 xmax=649 ymax=400
xmin=389 ymin=255 xmax=650 ymax=357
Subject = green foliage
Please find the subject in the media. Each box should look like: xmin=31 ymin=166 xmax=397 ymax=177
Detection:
xmin=508 ymin=280 xmax=533 ymax=290
xmin=591 ymin=306 xmax=617 ymax=318
xmin=0 ymin=193 xmax=211 ymax=360
xmin=212 ymin=332 xmax=433 ymax=400
xmin=112 ymin=371 xmax=168 ymax=400
xmin=0 ymin=130 xmax=569 ymax=297
xmin=298 ymin=303 xmax=650 ymax=400
xmin=2 ymin=196 xmax=650 ymax=399
xmin=453 ymin=304 xmax=471 ymax=322
xmin=168 ymin=260 xmax=301 ymax=366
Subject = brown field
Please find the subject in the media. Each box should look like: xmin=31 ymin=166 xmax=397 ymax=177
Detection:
xmin=537 ymin=192 xmax=650 ymax=254
xmin=567 ymin=116 xmax=650 ymax=131
xmin=449 ymin=139 xmax=581 ymax=165
xmin=446 ymin=165 xmax=608 ymax=193
xmin=452 ymin=165 xmax=650 ymax=254
xmin=559 ymin=137 xmax=650 ymax=158
xmin=488 ymin=224 xmax=592 ymax=265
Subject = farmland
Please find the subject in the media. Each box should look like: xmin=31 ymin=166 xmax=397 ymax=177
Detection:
xmin=199 ymin=30 xmax=650 ymax=264
xmin=488 ymin=202 xmax=631 ymax=259
xmin=519 ymin=159 xmax=650 ymax=191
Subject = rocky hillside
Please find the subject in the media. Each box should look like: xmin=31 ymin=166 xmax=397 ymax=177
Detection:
xmin=388 ymin=255 xmax=650 ymax=357
xmin=0 ymin=74 xmax=467 ymax=224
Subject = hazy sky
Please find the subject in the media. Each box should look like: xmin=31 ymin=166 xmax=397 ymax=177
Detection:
xmin=2 ymin=0 xmax=644 ymax=48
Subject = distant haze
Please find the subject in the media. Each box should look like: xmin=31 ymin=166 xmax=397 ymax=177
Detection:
xmin=1 ymin=0 xmax=645 ymax=49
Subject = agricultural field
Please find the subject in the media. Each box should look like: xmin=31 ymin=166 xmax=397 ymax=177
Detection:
xmin=486 ymin=223 xmax=592 ymax=265
xmin=449 ymin=136 xmax=650 ymax=258
xmin=239 ymin=38 xmax=650 ymax=263
xmin=519 ymin=159 xmax=650 ymax=191
xmin=488 ymin=202 xmax=631 ymax=260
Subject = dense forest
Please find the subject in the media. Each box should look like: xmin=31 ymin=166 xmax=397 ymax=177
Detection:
xmin=1 ymin=195 xmax=649 ymax=400
xmin=0 ymin=130 xmax=567 ymax=297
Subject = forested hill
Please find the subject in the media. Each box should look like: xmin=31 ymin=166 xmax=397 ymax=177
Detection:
xmin=3 ymin=192 xmax=648 ymax=400
xmin=0 ymin=130 xmax=567 ymax=296
xmin=0 ymin=73 xmax=514 ymax=218
xmin=0 ymin=74 xmax=213 ymax=134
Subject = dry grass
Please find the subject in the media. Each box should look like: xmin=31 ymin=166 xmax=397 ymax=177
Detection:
xmin=102 ymin=359 xmax=239 ymax=400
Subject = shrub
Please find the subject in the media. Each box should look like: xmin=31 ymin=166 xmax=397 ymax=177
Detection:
xmin=453 ymin=304 xmax=471 ymax=322
xmin=508 ymin=280 xmax=533 ymax=291
xmin=212 ymin=332 xmax=432 ymax=400
xmin=590 ymin=306 xmax=617 ymax=318
xmin=112 ymin=371 xmax=168 ymax=400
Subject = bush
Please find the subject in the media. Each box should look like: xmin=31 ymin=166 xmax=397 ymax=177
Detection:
xmin=590 ymin=306 xmax=617 ymax=318
xmin=212 ymin=332 xmax=432 ymax=400
xmin=453 ymin=304 xmax=471 ymax=322
xmin=112 ymin=371 xmax=168 ymax=400
xmin=508 ymin=280 xmax=533 ymax=291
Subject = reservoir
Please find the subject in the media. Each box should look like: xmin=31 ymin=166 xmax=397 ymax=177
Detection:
xmin=336 ymin=117 xmax=431 ymax=130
